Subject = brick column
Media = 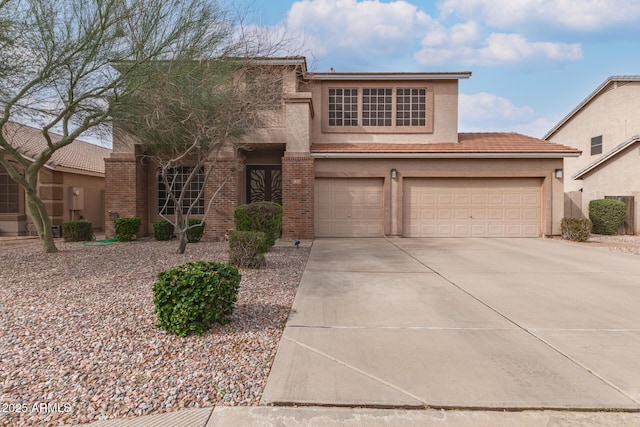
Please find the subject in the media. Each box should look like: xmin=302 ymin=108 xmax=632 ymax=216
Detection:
xmin=281 ymin=154 xmax=314 ymax=240
xmin=205 ymin=157 xmax=238 ymax=240
xmin=104 ymin=152 xmax=148 ymax=238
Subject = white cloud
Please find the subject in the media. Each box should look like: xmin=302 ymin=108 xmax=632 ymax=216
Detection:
xmin=458 ymin=92 xmax=555 ymax=138
xmin=439 ymin=0 xmax=640 ymax=31
xmin=460 ymin=92 xmax=534 ymax=121
xmin=286 ymin=0 xmax=437 ymax=59
xmin=415 ymin=31 xmax=582 ymax=66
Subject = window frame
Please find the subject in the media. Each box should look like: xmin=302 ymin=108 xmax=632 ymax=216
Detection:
xmin=590 ymin=135 xmax=603 ymax=155
xmin=157 ymin=166 xmax=205 ymax=216
xmin=0 ymin=164 xmax=20 ymax=214
xmin=322 ymin=83 xmax=434 ymax=134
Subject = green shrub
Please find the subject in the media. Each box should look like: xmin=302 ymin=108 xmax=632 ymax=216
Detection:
xmin=589 ymin=199 xmax=626 ymax=235
xmin=153 ymin=261 xmax=241 ymax=336
xmin=228 ymin=230 xmax=267 ymax=268
xmin=62 ymin=220 xmax=93 ymax=242
xmin=233 ymin=201 xmax=282 ymax=249
xmin=153 ymin=220 xmax=174 ymax=241
xmin=186 ymin=219 xmax=205 ymax=243
xmin=561 ymin=217 xmax=592 ymax=242
xmin=114 ymin=217 xmax=141 ymax=242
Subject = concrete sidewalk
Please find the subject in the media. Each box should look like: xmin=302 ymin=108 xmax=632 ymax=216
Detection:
xmin=87 ymin=406 xmax=640 ymax=426
xmin=262 ymin=238 xmax=640 ymax=410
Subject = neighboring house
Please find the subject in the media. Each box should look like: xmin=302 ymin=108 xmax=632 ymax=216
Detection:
xmin=0 ymin=122 xmax=111 ymax=236
xmin=105 ymin=57 xmax=578 ymax=240
xmin=544 ymin=76 xmax=640 ymax=233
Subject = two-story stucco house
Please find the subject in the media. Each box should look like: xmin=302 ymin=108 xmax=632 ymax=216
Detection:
xmin=545 ymin=76 xmax=640 ymax=233
xmin=105 ymin=57 xmax=579 ymax=240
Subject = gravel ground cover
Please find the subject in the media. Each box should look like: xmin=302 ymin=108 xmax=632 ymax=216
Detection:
xmin=0 ymin=238 xmax=310 ymax=426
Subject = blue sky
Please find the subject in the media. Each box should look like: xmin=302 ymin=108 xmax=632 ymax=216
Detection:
xmin=234 ymin=0 xmax=640 ymax=138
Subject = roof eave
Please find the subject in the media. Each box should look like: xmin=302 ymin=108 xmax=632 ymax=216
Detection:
xmin=311 ymin=152 xmax=578 ymax=159
xmin=309 ymin=72 xmax=472 ymax=81
xmin=572 ymin=135 xmax=640 ymax=179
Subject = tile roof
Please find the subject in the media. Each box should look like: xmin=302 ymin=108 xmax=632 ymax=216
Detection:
xmin=312 ymin=132 xmax=580 ymax=156
xmin=2 ymin=122 xmax=111 ymax=175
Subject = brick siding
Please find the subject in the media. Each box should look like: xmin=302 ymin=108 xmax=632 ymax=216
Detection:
xmin=281 ymin=155 xmax=314 ymax=239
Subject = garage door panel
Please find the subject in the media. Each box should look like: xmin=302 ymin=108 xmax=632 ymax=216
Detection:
xmin=404 ymin=178 xmax=541 ymax=238
xmin=315 ymin=178 xmax=384 ymax=237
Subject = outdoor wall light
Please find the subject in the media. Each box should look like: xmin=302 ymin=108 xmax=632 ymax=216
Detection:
xmin=391 ymin=168 xmax=398 ymax=179
xmin=555 ymin=169 xmax=563 ymax=179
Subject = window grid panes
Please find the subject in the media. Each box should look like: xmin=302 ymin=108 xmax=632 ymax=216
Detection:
xmin=363 ymin=88 xmax=392 ymax=126
xmin=158 ymin=166 xmax=205 ymax=215
xmin=397 ymin=88 xmax=426 ymax=126
xmin=328 ymin=88 xmax=358 ymax=126
xmin=591 ymin=135 xmax=603 ymax=155
xmin=0 ymin=165 xmax=19 ymax=214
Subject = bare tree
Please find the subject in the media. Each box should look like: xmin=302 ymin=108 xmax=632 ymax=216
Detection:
xmin=0 ymin=0 xmax=232 ymax=253
xmin=114 ymin=58 xmax=285 ymax=254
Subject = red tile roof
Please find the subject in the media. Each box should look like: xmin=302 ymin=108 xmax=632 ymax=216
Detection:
xmin=2 ymin=122 xmax=111 ymax=175
xmin=312 ymin=133 xmax=580 ymax=156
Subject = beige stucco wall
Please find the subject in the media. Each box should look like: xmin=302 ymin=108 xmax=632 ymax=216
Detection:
xmin=314 ymin=157 xmax=564 ymax=236
xmin=548 ymin=81 xmax=640 ymax=192
xmin=580 ymin=144 xmax=640 ymax=234
xmin=62 ymin=172 xmax=106 ymax=230
xmin=310 ymin=80 xmax=459 ymax=144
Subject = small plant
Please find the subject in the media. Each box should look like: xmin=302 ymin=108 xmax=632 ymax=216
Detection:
xmin=153 ymin=261 xmax=241 ymax=336
xmin=561 ymin=217 xmax=592 ymax=242
xmin=186 ymin=218 xmax=205 ymax=243
xmin=114 ymin=217 xmax=141 ymax=242
xmin=589 ymin=199 xmax=626 ymax=235
xmin=62 ymin=220 xmax=93 ymax=242
xmin=153 ymin=220 xmax=174 ymax=241
xmin=228 ymin=230 xmax=267 ymax=268
xmin=234 ymin=201 xmax=282 ymax=250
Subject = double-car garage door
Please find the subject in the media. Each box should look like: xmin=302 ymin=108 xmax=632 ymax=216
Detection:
xmin=315 ymin=177 xmax=542 ymax=238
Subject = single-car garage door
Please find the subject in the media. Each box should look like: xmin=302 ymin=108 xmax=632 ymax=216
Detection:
xmin=404 ymin=178 xmax=541 ymax=237
xmin=315 ymin=178 xmax=384 ymax=237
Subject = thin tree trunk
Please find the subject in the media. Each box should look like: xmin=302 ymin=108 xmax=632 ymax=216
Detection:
xmin=177 ymin=230 xmax=188 ymax=254
xmin=26 ymin=193 xmax=57 ymax=253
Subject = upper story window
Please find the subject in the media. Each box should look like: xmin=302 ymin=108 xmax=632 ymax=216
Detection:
xmin=0 ymin=164 xmax=19 ymax=214
xmin=324 ymin=84 xmax=433 ymax=133
xmin=591 ymin=135 xmax=603 ymax=155
xmin=328 ymin=88 xmax=358 ymax=126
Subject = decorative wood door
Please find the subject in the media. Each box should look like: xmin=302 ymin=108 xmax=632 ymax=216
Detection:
xmin=247 ymin=166 xmax=282 ymax=205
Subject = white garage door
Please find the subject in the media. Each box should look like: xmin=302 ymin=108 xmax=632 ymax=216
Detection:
xmin=404 ymin=178 xmax=541 ymax=237
xmin=315 ymin=178 xmax=384 ymax=237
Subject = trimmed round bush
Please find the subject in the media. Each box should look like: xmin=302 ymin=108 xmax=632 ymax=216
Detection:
xmin=561 ymin=217 xmax=592 ymax=242
xmin=114 ymin=217 xmax=141 ymax=242
xmin=62 ymin=220 xmax=93 ymax=242
xmin=228 ymin=230 xmax=267 ymax=269
xmin=186 ymin=218 xmax=205 ymax=243
xmin=589 ymin=199 xmax=626 ymax=235
xmin=233 ymin=201 xmax=282 ymax=250
xmin=153 ymin=261 xmax=241 ymax=336
xmin=153 ymin=220 xmax=174 ymax=241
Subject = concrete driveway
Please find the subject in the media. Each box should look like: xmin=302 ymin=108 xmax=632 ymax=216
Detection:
xmin=261 ymin=238 xmax=640 ymax=410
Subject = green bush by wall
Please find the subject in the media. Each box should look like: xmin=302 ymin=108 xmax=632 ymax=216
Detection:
xmin=62 ymin=220 xmax=93 ymax=242
xmin=114 ymin=217 xmax=141 ymax=242
xmin=153 ymin=220 xmax=174 ymax=241
xmin=233 ymin=201 xmax=282 ymax=250
xmin=589 ymin=199 xmax=626 ymax=235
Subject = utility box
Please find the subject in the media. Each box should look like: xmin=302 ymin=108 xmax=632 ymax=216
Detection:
xmin=70 ymin=187 xmax=85 ymax=211
xmin=51 ymin=225 xmax=62 ymax=238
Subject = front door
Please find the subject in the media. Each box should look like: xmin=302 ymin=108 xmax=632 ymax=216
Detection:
xmin=247 ymin=166 xmax=282 ymax=204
